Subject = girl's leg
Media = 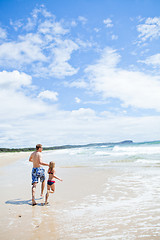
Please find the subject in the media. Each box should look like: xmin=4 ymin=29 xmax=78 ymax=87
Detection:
xmin=45 ymin=185 xmax=50 ymax=204
xmin=50 ymin=184 xmax=55 ymax=193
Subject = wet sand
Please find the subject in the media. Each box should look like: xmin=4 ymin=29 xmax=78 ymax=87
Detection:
xmin=0 ymin=152 xmax=160 ymax=239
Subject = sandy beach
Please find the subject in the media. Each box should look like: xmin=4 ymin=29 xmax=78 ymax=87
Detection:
xmin=0 ymin=152 xmax=31 ymax=167
xmin=0 ymin=150 xmax=160 ymax=239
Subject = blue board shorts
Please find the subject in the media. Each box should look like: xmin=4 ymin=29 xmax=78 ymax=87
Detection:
xmin=32 ymin=167 xmax=45 ymax=184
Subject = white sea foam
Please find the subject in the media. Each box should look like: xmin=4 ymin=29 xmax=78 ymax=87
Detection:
xmin=113 ymin=145 xmax=160 ymax=155
xmin=136 ymin=158 xmax=160 ymax=164
xmin=94 ymin=151 xmax=109 ymax=156
xmin=55 ymin=169 xmax=160 ymax=239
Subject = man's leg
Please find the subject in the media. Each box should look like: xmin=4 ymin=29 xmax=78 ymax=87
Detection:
xmin=41 ymin=180 xmax=45 ymax=196
xmin=32 ymin=182 xmax=37 ymax=205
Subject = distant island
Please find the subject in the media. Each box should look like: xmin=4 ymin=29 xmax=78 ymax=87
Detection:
xmin=0 ymin=140 xmax=134 ymax=152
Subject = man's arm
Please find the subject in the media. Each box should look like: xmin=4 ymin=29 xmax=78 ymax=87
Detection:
xmin=39 ymin=153 xmax=49 ymax=166
xmin=40 ymin=161 xmax=49 ymax=166
xmin=29 ymin=153 xmax=33 ymax=162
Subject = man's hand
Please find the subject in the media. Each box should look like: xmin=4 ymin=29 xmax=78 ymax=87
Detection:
xmin=40 ymin=161 xmax=49 ymax=166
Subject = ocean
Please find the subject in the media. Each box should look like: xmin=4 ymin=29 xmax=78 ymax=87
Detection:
xmin=42 ymin=141 xmax=160 ymax=239
xmin=44 ymin=141 xmax=160 ymax=169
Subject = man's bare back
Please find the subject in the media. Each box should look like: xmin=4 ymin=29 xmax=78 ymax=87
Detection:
xmin=29 ymin=151 xmax=43 ymax=168
xmin=29 ymin=146 xmax=49 ymax=168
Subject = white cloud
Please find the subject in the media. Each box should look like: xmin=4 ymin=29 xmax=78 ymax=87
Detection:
xmin=0 ymin=70 xmax=160 ymax=147
xmin=32 ymin=4 xmax=53 ymax=19
xmin=139 ymin=53 xmax=160 ymax=67
xmin=94 ymin=28 xmax=100 ymax=33
xmin=75 ymin=38 xmax=93 ymax=48
xmin=85 ymin=47 xmax=160 ymax=111
xmin=103 ymin=18 xmax=113 ymax=28
xmin=137 ymin=17 xmax=160 ymax=42
xmin=71 ymin=20 xmax=77 ymax=27
xmin=0 ymin=70 xmax=50 ymax=121
xmin=1 ymin=104 xmax=160 ymax=147
xmin=0 ymin=34 xmax=47 ymax=66
xmin=0 ymin=32 xmax=79 ymax=78
xmin=38 ymin=20 xmax=69 ymax=35
xmin=0 ymin=70 xmax=31 ymax=89
xmin=0 ymin=12 xmax=79 ymax=79
xmin=71 ymin=108 xmax=96 ymax=119
xmin=24 ymin=5 xmax=54 ymax=31
xmin=84 ymin=100 xmax=109 ymax=105
xmin=137 ymin=16 xmax=145 ymax=22
xmin=24 ymin=17 xmax=36 ymax=31
xmin=78 ymin=16 xmax=87 ymax=25
xmin=66 ymin=79 xmax=88 ymax=88
xmin=75 ymin=97 xmax=81 ymax=103
xmin=111 ymin=34 xmax=118 ymax=40
xmin=10 ymin=19 xmax=23 ymax=31
xmin=0 ymin=89 xmax=49 ymax=121
xmin=38 ymin=90 xmax=58 ymax=101
xmin=45 ymin=39 xmax=79 ymax=78
xmin=0 ymin=27 xmax=7 ymax=39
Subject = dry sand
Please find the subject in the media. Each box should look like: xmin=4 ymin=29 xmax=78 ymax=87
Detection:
xmin=0 ymin=151 xmax=31 ymax=167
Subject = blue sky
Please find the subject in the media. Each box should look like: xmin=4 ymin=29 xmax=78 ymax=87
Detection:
xmin=0 ymin=0 xmax=160 ymax=147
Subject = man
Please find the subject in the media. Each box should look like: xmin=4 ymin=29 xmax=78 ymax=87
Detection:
xmin=29 ymin=144 xmax=49 ymax=206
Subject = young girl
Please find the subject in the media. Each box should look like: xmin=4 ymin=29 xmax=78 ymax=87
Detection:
xmin=45 ymin=161 xmax=62 ymax=205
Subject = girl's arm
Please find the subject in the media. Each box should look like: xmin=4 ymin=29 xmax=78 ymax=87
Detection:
xmin=53 ymin=170 xmax=63 ymax=181
xmin=54 ymin=175 xmax=63 ymax=181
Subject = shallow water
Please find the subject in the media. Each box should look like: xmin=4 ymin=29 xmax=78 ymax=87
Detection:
xmin=54 ymin=168 xmax=160 ymax=239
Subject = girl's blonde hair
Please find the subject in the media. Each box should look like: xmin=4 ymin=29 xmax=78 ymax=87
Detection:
xmin=49 ymin=161 xmax=55 ymax=171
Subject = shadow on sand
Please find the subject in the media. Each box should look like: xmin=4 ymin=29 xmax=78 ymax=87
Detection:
xmin=5 ymin=198 xmax=44 ymax=206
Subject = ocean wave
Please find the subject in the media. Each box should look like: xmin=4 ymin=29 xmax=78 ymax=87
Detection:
xmin=136 ymin=159 xmax=160 ymax=164
xmin=94 ymin=151 xmax=110 ymax=156
xmin=94 ymin=145 xmax=160 ymax=157
xmin=112 ymin=145 xmax=160 ymax=155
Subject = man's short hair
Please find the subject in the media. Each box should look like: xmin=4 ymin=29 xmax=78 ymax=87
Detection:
xmin=36 ymin=144 xmax=42 ymax=150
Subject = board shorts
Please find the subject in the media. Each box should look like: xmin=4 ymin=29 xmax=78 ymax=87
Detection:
xmin=32 ymin=167 xmax=45 ymax=184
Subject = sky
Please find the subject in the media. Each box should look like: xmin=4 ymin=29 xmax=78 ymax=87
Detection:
xmin=0 ymin=0 xmax=160 ymax=147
